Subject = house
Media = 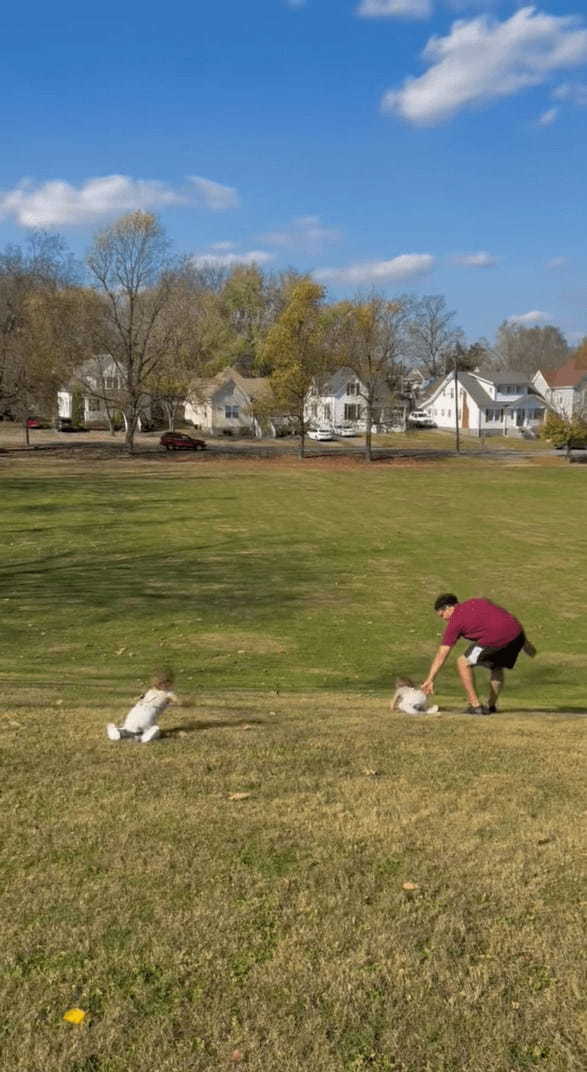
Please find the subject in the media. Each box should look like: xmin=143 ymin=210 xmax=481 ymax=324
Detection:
xmin=58 ymin=357 xmax=151 ymax=430
xmin=423 ymin=370 xmax=548 ymax=436
xmin=304 ymin=367 xmax=397 ymax=430
xmin=185 ymin=367 xmax=274 ymax=436
xmin=532 ymin=354 xmax=587 ymax=418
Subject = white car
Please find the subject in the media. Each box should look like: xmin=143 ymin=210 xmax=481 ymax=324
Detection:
xmin=333 ymin=424 xmax=358 ymax=437
xmin=308 ymin=426 xmax=334 ymax=441
xmin=407 ymin=410 xmax=437 ymax=428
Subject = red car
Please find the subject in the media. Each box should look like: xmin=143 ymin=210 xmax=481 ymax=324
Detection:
xmin=160 ymin=431 xmax=207 ymax=451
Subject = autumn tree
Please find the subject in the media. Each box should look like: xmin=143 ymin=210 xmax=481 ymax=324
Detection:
xmin=86 ymin=211 xmax=174 ymax=452
xmin=0 ymin=232 xmax=80 ymax=442
xmin=337 ymin=295 xmax=407 ymax=460
xmin=261 ymin=278 xmax=330 ymax=458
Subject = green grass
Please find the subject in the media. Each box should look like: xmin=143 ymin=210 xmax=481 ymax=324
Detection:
xmin=1 ymin=453 xmax=585 ymax=1071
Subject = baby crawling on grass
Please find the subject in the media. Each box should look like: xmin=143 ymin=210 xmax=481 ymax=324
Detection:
xmin=391 ymin=676 xmax=439 ymax=716
xmin=106 ymin=669 xmax=177 ymax=743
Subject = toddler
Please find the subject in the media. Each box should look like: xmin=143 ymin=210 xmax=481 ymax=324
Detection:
xmin=106 ymin=670 xmax=177 ymax=743
xmin=391 ymin=676 xmax=439 ymax=715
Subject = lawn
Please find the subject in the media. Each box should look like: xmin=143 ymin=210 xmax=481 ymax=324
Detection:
xmin=1 ymin=453 xmax=585 ymax=1071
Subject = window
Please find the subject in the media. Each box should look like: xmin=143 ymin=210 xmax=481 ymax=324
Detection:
xmin=324 ymin=404 xmax=331 ymax=420
xmin=88 ymin=398 xmax=101 ymax=413
xmin=344 ymin=403 xmax=360 ymax=421
xmin=105 ymin=376 xmax=118 ymax=390
xmin=225 ymin=405 xmax=239 ymax=419
xmin=346 ymin=382 xmax=358 ymax=396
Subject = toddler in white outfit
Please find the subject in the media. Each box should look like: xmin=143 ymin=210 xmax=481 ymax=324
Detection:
xmin=106 ymin=671 xmax=177 ymax=743
xmin=391 ymin=676 xmax=439 ymax=715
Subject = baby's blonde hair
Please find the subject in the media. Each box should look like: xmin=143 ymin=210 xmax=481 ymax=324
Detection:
xmin=152 ymin=668 xmax=175 ymax=690
xmin=395 ymin=675 xmax=414 ymax=688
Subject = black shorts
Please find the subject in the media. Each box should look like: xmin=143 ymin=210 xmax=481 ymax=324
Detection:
xmin=464 ymin=631 xmax=525 ymax=671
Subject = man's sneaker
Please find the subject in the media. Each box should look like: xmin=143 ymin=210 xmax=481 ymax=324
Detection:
xmin=106 ymin=723 xmax=121 ymax=741
xmin=464 ymin=704 xmax=491 ymax=716
xmin=487 ymin=704 xmax=498 ymax=714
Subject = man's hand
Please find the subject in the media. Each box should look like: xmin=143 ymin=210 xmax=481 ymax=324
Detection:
xmin=421 ymin=678 xmax=435 ymax=695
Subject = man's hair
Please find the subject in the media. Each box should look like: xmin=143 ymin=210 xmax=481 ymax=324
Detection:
xmin=434 ymin=593 xmax=459 ymax=612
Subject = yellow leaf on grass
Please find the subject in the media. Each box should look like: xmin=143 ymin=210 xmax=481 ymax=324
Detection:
xmin=402 ymin=881 xmax=419 ymax=891
xmin=228 ymin=792 xmax=251 ymax=801
xmin=63 ymin=1008 xmax=86 ymax=1024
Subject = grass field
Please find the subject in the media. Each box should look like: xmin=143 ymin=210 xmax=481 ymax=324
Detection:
xmin=1 ymin=453 xmax=585 ymax=1071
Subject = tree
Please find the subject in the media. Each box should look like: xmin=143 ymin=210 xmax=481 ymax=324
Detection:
xmin=0 ymin=232 xmax=80 ymax=441
xmin=338 ymin=295 xmax=407 ymax=460
xmin=541 ymin=411 xmax=587 ymax=456
xmin=404 ymin=294 xmax=463 ymax=378
xmin=492 ymin=322 xmax=568 ymax=376
xmin=261 ymin=278 xmax=330 ymax=458
xmin=86 ymin=211 xmax=173 ymax=452
xmin=146 ymin=273 xmax=232 ymax=431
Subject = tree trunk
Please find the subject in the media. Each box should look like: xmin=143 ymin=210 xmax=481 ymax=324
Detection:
xmin=124 ymin=411 xmax=137 ymax=454
xmin=365 ymin=403 xmax=373 ymax=462
xmin=299 ymin=413 xmax=305 ymax=459
xmin=24 ymin=420 xmax=30 ymax=447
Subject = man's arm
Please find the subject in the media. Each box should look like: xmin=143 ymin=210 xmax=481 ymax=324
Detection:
xmin=421 ymin=645 xmax=452 ymax=694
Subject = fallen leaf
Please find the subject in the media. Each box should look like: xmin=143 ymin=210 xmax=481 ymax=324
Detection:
xmin=242 ymin=724 xmax=255 ymax=731
xmin=230 ymin=1050 xmax=243 ymax=1063
xmin=115 ymin=647 xmax=127 ymax=656
xmin=228 ymin=792 xmax=251 ymax=801
xmin=402 ymin=881 xmax=419 ymax=891
xmin=363 ymin=768 xmax=380 ymax=777
xmin=63 ymin=1008 xmax=86 ymax=1024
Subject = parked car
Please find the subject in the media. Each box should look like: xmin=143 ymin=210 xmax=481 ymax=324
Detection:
xmin=58 ymin=417 xmax=88 ymax=433
xmin=160 ymin=431 xmax=207 ymax=451
xmin=307 ymin=426 xmax=334 ymax=441
xmin=334 ymin=424 xmax=358 ymax=437
xmin=407 ymin=410 xmax=437 ymax=428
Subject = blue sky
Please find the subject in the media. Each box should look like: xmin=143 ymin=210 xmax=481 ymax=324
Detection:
xmin=2 ymin=0 xmax=587 ymax=342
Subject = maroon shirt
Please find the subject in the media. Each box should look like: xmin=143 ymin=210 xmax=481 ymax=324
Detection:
xmin=442 ymin=598 xmax=522 ymax=650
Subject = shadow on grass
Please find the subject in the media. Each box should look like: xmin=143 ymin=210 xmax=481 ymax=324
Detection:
xmin=162 ymin=718 xmax=266 ymax=736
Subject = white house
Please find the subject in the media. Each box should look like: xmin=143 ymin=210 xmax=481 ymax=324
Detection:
xmin=185 ymin=367 xmax=274 ymax=437
xmin=58 ymin=357 xmax=151 ymax=429
xmin=533 ymin=355 xmax=587 ymax=418
xmin=423 ymin=370 xmax=548 ymax=436
xmin=304 ymin=367 xmax=397 ymax=430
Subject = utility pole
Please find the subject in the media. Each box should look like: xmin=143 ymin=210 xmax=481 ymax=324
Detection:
xmin=454 ymin=356 xmax=460 ymax=454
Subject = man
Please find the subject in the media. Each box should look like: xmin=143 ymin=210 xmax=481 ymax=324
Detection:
xmin=421 ymin=594 xmax=536 ymax=715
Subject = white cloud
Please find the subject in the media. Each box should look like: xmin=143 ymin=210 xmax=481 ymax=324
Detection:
xmin=507 ymin=309 xmax=551 ymax=324
xmin=357 ymin=0 xmax=432 ymax=18
xmin=545 ymin=255 xmax=568 ymax=270
xmin=0 ymin=174 xmax=184 ymax=228
xmin=193 ymin=250 xmax=274 ymax=268
xmin=537 ymin=106 xmax=559 ymax=125
xmin=262 ymin=215 xmax=341 ymax=253
xmin=189 ymin=176 xmax=240 ymax=211
xmin=453 ymin=250 xmax=497 ymax=268
xmin=209 ymin=240 xmax=237 ymax=251
xmin=315 ymin=253 xmax=435 ymax=285
xmin=552 ymin=80 xmax=587 ymax=105
xmin=382 ymin=7 xmax=587 ymax=125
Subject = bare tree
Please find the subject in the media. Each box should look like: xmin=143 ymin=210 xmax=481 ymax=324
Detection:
xmin=491 ymin=321 xmax=569 ymax=376
xmin=86 ymin=211 xmax=173 ymax=452
xmin=404 ymin=294 xmax=463 ymax=378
